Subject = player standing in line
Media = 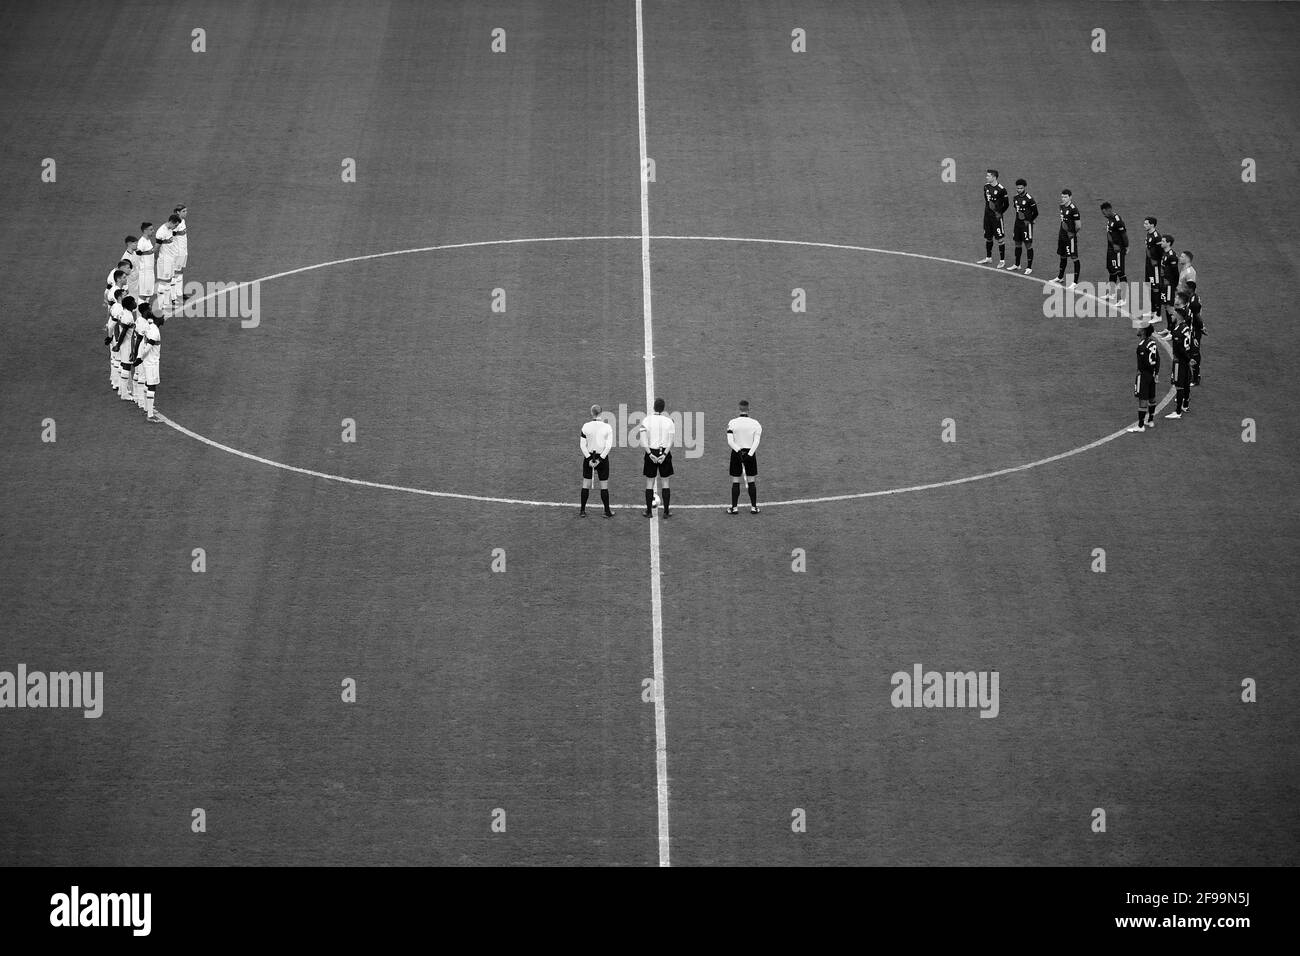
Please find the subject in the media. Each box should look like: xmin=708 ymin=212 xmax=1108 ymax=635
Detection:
xmin=1141 ymin=217 xmax=1162 ymax=319
xmin=172 ymin=205 xmax=189 ymax=302
xmin=1128 ymin=319 xmax=1161 ymax=433
xmin=134 ymin=308 xmax=163 ymax=422
xmin=135 ymin=223 xmax=156 ymax=306
xmin=977 ymin=170 xmax=1009 ymax=267
xmin=578 ymin=404 xmax=615 ymax=518
xmin=1176 ymin=250 xmax=1196 ymax=298
xmin=103 ymin=268 xmax=126 ymax=326
xmin=114 ymin=295 xmax=137 ymax=401
xmin=1100 ymin=202 xmax=1129 ymax=304
xmin=1005 ymin=179 xmax=1037 ymax=273
xmin=725 ymin=400 xmax=762 ymax=514
xmin=640 ymin=397 xmax=676 ymax=518
xmin=121 ymin=237 xmax=139 ymax=299
xmin=1049 ymin=189 xmax=1081 ymax=288
xmin=128 ymin=301 xmax=152 ymax=409
xmin=105 ymin=287 xmax=126 ymax=392
xmin=1185 ymin=280 xmax=1204 ymax=385
xmin=154 ymin=214 xmax=179 ymax=315
xmin=1166 ymin=303 xmax=1193 ymax=419
xmin=1158 ymin=234 xmax=1180 ymax=335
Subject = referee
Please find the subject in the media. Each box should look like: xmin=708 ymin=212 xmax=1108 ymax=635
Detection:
xmin=640 ymin=397 xmax=676 ymax=518
xmin=579 ymin=404 xmax=614 ymax=517
xmin=725 ymin=400 xmax=762 ymax=514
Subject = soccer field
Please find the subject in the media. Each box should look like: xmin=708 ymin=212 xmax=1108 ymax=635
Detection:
xmin=1 ymin=0 xmax=1298 ymax=868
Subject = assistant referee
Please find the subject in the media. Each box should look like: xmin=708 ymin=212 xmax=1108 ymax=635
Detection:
xmin=579 ymin=404 xmax=614 ymax=517
xmin=726 ymin=400 xmax=762 ymax=514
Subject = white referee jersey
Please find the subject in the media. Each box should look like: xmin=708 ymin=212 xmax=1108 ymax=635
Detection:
xmin=580 ymin=419 xmax=613 ymax=458
xmin=726 ymin=415 xmax=762 ymax=453
xmin=640 ymin=413 xmax=675 ymax=452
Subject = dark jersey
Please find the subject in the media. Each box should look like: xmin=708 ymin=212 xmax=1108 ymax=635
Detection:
xmin=1013 ymin=192 xmax=1038 ymax=222
xmin=1145 ymin=230 xmax=1162 ymax=264
xmin=1105 ymin=214 xmax=1129 ymax=249
xmin=1160 ymin=250 xmax=1179 ymax=287
xmin=984 ymin=182 xmax=1010 ymax=216
xmin=1171 ymin=322 xmax=1194 ymax=361
xmin=1058 ymin=202 xmax=1080 ymax=236
xmin=1137 ymin=336 xmax=1160 ymax=376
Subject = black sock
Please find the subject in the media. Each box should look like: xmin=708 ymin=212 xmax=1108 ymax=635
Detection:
xmin=661 ymin=488 xmax=671 ymax=512
xmin=580 ymin=488 xmax=589 ymax=510
xmin=600 ymin=489 xmax=610 ymax=513
xmin=1014 ymin=247 xmax=1022 ymax=266
xmin=747 ymin=482 xmax=757 ymax=507
xmin=645 ymin=489 xmax=653 ymax=511
xmin=998 ymin=243 xmax=1005 ymax=261
xmin=731 ymin=483 xmax=740 ymax=508
xmin=1058 ymin=258 xmax=1066 ymax=279
xmin=985 ymin=240 xmax=992 ymax=257
xmin=1073 ymin=260 xmax=1081 ymax=283
xmin=1027 ymin=248 xmax=1034 ymax=267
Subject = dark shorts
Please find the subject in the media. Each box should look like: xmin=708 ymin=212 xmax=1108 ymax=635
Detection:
xmin=729 ymin=449 xmax=758 ymax=478
xmin=1107 ymin=247 xmax=1126 ymax=278
xmin=1057 ymin=233 xmax=1077 ymax=257
xmin=1172 ymin=360 xmax=1191 ymax=388
xmin=582 ymin=456 xmax=609 ymax=481
xmin=1135 ymin=373 xmax=1156 ymax=403
xmin=643 ymin=449 xmax=674 ymax=478
xmin=1013 ymin=219 xmax=1033 ymax=243
xmin=983 ymin=212 xmax=1005 ymax=241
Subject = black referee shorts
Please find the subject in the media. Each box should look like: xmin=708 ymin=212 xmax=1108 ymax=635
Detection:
xmin=643 ymin=449 xmax=674 ymax=478
xmin=729 ymin=449 xmax=758 ymax=478
xmin=582 ymin=456 xmax=609 ymax=481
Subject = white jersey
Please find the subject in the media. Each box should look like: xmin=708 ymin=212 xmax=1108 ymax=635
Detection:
xmin=115 ymin=310 xmax=136 ymax=362
xmin=122 ymin=249 xmax=139 ymax=297
xmin=726 ymin=414 xmax=762 ymax=453
xmin=172 ymin=218 xmax=188 ymax=268
xmin=155 ymin=223 xmax=175 ymax=279
xmin=135 ymin=236 xmax=155 ymax=295
xmin=137 ymin=319 xmax=161 ymax=385
xmin=580 ymin=419 xmax=614 ymax=459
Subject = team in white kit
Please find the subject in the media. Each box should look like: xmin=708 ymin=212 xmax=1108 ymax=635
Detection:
xmin=102 ymin=205 xmax=188 ymax=423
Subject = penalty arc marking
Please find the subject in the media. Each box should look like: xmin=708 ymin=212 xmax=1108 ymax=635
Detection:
xmin=157 ymin=233 xmax=1176 ymax=509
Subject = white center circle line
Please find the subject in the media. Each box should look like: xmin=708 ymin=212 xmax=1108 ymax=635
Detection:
xmin=157 ymin=233 xmax=1174 ymax=509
